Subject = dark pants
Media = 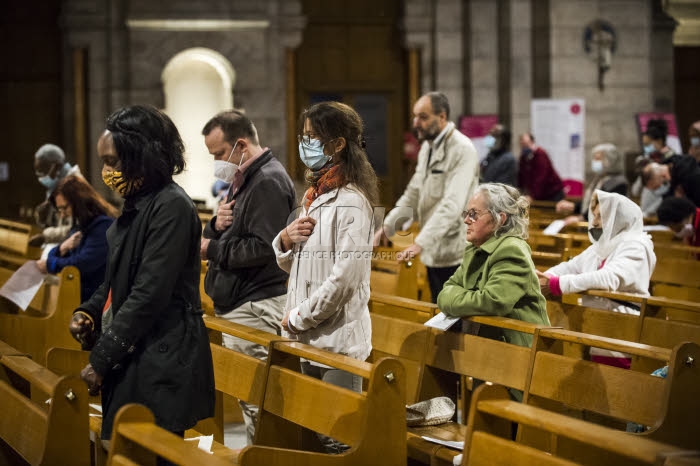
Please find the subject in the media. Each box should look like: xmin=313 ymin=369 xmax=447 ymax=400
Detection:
xmin=427 ymin=265 xmax=459 ymax=304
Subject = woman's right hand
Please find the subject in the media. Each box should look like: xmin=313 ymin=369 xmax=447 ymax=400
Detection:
xmin=280 ymin=216 xmax=316 ymax=251
xmin=60 ymin=231 xmax=83 ymax=256
xmin=555 ymin=200 xmax=575 ymax=215
xmin=69 ymin=311 xmax=96 ymax=349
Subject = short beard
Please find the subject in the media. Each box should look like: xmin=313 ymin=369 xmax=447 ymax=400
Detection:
xmin=416 ymin=120 xmax=441 ymax=142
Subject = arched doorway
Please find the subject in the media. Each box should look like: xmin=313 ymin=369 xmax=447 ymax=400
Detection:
xmin=162 ymin=48 xmax=235 ymax=207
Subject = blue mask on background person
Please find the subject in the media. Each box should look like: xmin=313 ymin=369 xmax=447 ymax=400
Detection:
xmin=691 ymin=136 xmax=700 ymax=147
xmin=654 ymin=182 xmax=670 ymax=196
xmin=643 ymin=144 xmax=655 ymax=156
xmin=38 ymin=175 xmax=57 ymax=191
xmin=299 ymin=138 xmax=331 ymax=170
xmin=674 ymin=223 xmax=695 ymax=240
xmin=483 ymin=134 xmax=496 ymax=150
xmin=591 ymin=159 xmax=604 ymax=174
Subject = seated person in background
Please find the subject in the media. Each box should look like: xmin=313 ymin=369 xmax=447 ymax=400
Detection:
xmin=642 ymin=118 xmax=675 ymax=163
xmin=480 ymin=124 xmax=517 ymax=186
xmin=517 ymin=132 xmax=564 ymax=202
xmin=657 ymin=196 xmax=700 ymax=247
xmin=437 ymin=183 xmax=550 ymax=347
xmin=36 ymin=176 xmax=117 ymax=301
xmin=539 ymin=191 xmax=656 ymax=310
xmin=556 ymin=143 xmax=628 ymax=225
xmin=689 ymin=120 xmax=700 ymax=164
xmin=538 ymin=191 xmax=657 ymax=368
xmin=643 ymin=155 xmax=700 ymax=208
xmin=31 ymin=144 xmax=83 ymax=246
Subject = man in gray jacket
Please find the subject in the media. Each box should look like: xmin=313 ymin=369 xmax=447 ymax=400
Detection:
xmin=200 ymin=110 xmax=296 ymax=444
xmin=377 ymin=92 xmax=479 ymax=302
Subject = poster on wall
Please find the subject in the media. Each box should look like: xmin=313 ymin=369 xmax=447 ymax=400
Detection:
xmin=530 ymin=99 xmax=585 ymax=197
xmin=636 ymin=112 xmax=682 ymax=155
xmin=457 ymin=115 xmax=499 ymax=161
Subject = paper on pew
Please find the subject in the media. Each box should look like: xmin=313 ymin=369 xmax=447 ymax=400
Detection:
xmin=0 ymin=261 xmax=47 ymax=311
xmin=543 ymin=219 xmax=566 ymax=235
xmin=642 ymin=225 xmax=670 ymax=232
xmin=421 ymin=436 xmax=464 ymax=450
xmin=424 ymin=312 xmax=460 ymax=330
xmin=184 ymin=435 xmax=213 ymax=454
xmin=453 ymin=454 xmax=463 ymax=465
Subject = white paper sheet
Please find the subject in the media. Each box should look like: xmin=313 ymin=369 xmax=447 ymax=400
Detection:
xmin=424 ymin=312 xmax=460 ymax=331
xmin=421 ymin=435 xmax=464 ymax=450
xmin=0 ymin=261 xmax=46 ymax=311
xmin=642 ymin=225 xmax=670 ymax=232
xmin=185 ymin=435 xmax=214 ymax=454
xmin=543 ymin=219 xmax=566 ymax=236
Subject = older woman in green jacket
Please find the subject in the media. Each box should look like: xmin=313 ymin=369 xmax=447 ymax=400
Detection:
xmin=437 ymin=183 xmax=549 ymax=348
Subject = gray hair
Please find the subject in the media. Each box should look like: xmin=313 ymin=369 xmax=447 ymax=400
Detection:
xmin=34 ymin=144 xmax=65 ymax=164
xmin=477 ymin=183 xmax=529 ymax=240
xmin=591 ymin=143 xmax=622 ymax=174
xmin=425 ymin=91 xmax=450 ymax=119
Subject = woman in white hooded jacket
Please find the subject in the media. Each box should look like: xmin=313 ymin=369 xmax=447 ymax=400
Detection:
xmin=538 ymin=190 xmax=656 ymax=366
xmin=272 ymin=102 xmax=378 ymax=452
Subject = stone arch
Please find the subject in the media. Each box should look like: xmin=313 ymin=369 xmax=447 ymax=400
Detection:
xmin=162 ymin=48 xmax=235 ymax=206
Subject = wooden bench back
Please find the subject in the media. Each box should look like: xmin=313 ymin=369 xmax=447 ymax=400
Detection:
xmin=369 ymin=292 xmax=438 ymax=323
xmin=0 ymin=218 xmax=40 ymax=260
xmin=522 ymin=328 xmax=700 ymax=450
xmin=465 ymin=384 xmax=691 ymax=466
xmin=0 ymin=340 xmax=90 ymax=466
xmin=107 ymin=404 xmax=232 ymax=466
xmin=371 ymin=252 xmax=420 ymax=300
xmin=0 ymin=266 xmax=81 ymax=365
xmin=246 ymin=341 xmax=406 ymax=466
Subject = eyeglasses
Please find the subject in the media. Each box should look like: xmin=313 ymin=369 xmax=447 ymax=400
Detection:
xmin=463 ymin=208 xmax=487 ymax=222
xmin=298 ymin=134 xmax=318 ymax=146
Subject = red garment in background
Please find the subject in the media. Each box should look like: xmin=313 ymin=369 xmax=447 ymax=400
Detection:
xmin=518 ymin=147 xmax=564 ymax=201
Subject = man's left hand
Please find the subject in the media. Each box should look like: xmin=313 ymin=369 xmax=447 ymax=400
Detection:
xmin=80 ymin=363 xmax=103 ymax=396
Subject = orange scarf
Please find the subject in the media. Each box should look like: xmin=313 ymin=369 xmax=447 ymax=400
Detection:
xmin=303 ymin=165 xmax=344 ymax=210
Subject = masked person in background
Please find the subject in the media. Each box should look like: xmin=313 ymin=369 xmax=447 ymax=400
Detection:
xmin=556 ymin=143 xmax=628 ymax=224
xmin=31 ymin=144 xmax=82 ymax=246
xmin=35 ymin=175 xmax=117 ymax=301
xmin=517 ymin=132 xmax=565 ymax=202
xmin=200 ymin=109 xmax=296 ymax=445
xmin=538 ymin=191 xmax=656 ymax=368
xmin=479 ymin=124 xmax=517 ymax=186
xmin=68 ymin=106 xmax=215 ymax=460
xmin=657 ymin=196 xmax=700 ymax=247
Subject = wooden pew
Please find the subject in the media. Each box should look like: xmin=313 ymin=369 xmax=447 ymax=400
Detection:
xmin=521 ymin=329 xmax=700 ymax=452
xmin=370 ymin=251 xmax=421 ymax=299
xmin=0 ymin=266 xmax=82 ymax=365
xmin=107 ymin=404 xmax=232 ymax=466
xmin=463 ymin=384 xmax=695 ymax=466
xmin=0 ymin=218 xmax=41 ymax=268
xmin=0 ymin=340 xmax=90 ymax=466
xmin=244 ymin=341 xmax=406 ymax=466
xmin=369 ymin=291 xmax=438 ymax=323
xmin=651 ymin=257 xmax=700 ymax=302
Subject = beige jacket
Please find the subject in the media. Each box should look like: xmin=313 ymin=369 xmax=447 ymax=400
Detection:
xmin=383 ymin=122 xmax=479 ymax=267
xmin=273 ymin=184 xmax=373 ymax=364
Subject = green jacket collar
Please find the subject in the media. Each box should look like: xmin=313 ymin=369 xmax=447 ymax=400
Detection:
xmin=474 ymin=234 xmax=513 ymax=254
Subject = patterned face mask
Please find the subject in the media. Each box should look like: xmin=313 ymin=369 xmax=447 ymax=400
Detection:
xmin=102 ymin=170 xmax=142 ymax=197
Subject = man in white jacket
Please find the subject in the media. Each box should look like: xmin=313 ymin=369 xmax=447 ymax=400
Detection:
xmin=376 ymin=92 xmax=479 ymax=302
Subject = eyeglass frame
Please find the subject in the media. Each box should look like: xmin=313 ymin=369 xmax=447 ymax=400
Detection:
xmin=462 ymin=208 xmax=489 ymax=222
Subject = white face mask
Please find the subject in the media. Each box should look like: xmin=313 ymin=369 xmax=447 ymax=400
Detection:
xmin=654 ymin=182 xmax=670 ymax=197
xmin=591 ymin=159 xmax=604 ymax=174
xmin=213 ymin=141 xmax=244 ymax=183
xmin=691 ymin=136 xmax=700 ymax=147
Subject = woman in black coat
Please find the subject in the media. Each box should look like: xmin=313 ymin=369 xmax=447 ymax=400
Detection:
xmin=69 ymin=105 xmax=215 ymax=443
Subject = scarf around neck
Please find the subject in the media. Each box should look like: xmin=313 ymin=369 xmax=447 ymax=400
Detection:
xmin=303 ymin=164 xmax=343 ymax=210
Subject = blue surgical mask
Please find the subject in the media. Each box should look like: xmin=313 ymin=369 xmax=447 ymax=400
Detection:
xmin=654 ymin=182 xmax=670 ymax=196
xmin=591 ymin=159 xmax=604 ymax=174
xmin=691 ymin=136 xmax=700 ymax=147
xmin=674 ymin=223 xmax=695 ymax=240
xmin=38 ymin=175 xmax=57 ymax=191
xmin=483 ymin=134 xmax=496 ymax=150
xmin=643 ymin=144 xmax=655 ymax=156
xmin=299 ymin=138 xmax=331 ymax=170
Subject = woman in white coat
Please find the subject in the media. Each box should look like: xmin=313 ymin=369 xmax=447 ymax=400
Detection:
xmin=272 ymin=102 xmax=378 ymax=450
xmin=538 ymin=190 xmax=656 ymax=367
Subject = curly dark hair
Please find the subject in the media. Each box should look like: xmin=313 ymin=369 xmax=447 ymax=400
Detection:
xmin=105 ymin=105 xmax=185 ymax=193
xmin=644 ymin=118 xmax=668 ymax=144
xmin=50 ymin=175 xmax=118 ymax=228
xmin=298 ymin=101 xmax=379 ymax=205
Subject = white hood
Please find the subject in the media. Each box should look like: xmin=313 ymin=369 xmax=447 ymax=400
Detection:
xmin=589 ymin=190 xmax=655 ymax=270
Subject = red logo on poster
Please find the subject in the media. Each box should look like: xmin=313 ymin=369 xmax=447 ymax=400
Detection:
xmin=570 ymin=103 xmax=581 ymax=115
